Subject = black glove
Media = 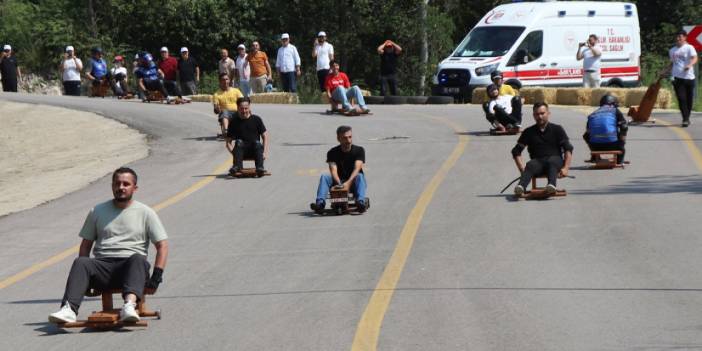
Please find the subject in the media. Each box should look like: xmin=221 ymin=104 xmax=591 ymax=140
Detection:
xmin=146 ymin=267 xmax=163 ymax=290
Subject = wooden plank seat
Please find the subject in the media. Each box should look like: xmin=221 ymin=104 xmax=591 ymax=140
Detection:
xmin=89 ymin=79 xmax=110 ymax=98
xmin=516 ymin=175 xmax=567 ymax=199
xmin=229 ymin=157 xmax=271 ymax=178
xmin=586 ymin=150 xmax=624 ymax=169
xmin=58 ymin=288 xmax=160 ymax=329
xmin=489 ymin=127 xmax=520 ymax=135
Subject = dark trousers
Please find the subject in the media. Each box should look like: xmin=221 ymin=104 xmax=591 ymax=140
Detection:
xmin=280 ymin=71 xmax=297 ymax=92
xmin=61 ymin=254 xmax=150 ymax=313
xmin=110 ymin=75 xmax=129 ymax=97
xmin=143 ymin=79 xmax=170 ymax=98
xmin=2 ymin=79 xmax=18 ymax=92
xmin=232 ymin=140 xmax=264 ymax=170
xmin=63 ymin=81 xmax=81 ymax=96
xmin=483 ymin=97 xmax=522 ymax=127
xmin=583 ymin=133 xmax=625 ymax=163
xmin=519 ymin=156 xmax=564 ymax=188
xmin=673 ymin=78 xmax=695 ymax=122
xmin=316 ymin=69 xmax=329 ymax=92
xmin=164 ymin=80 xmax=182 ymax=97
xmin=380 ymin=74 xmax=398 ymax=96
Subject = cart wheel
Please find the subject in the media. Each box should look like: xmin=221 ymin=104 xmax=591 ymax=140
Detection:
xmin=335 ymin=207 xmax=343 ymax=215
xmin=156 ymin=309 xmax=162 ymax=320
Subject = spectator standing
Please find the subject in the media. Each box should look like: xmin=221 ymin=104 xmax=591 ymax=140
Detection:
xmin=312 ymin=31 xmax=334 ymax=92
xmin=247 ymin=41 xmax=272 ymax=94
xmin=85 ymin=47 xmax=108 ymax=92
xmin=158 ymin=47 xmax=182 ymax=98
xmin=178 ymin=47 xmax=200 ymax=95
xmin=576 ymin=34 xmax=602 ymax=88
xmin=59 ymin=45 xmax=83 ymax=96
xmin=234 ymin=44 xmax=251 ymax=97
xmin=377 ymin=40 xmax=402 ymax=96
xmin=276 ymin=33 xmax=301 ymax=93
xmin=667 ymin=30 xmax=698 ymax=127
xmin=219 ymin=48 xmax=236 ymax=83
xmin=1 ymin=44 xmax=22 ymax=92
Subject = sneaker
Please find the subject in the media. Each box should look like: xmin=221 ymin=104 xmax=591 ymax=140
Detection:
xmin=361 ymin=108 xmax=371 ymax=114
xmin=514 ymin=185 xmax=525 ymax=196
xmin=310 ymin=201 xmax=325 ymax=214
xmin=357 ymin=199 xmax=368 ymax=213
xmin=682 ymin=120 xmax=690 ymax=127
xmin=48 ymin=304 xmax=77 ymax=324
xmin=120 ymin=301 xmax=140 ymax=323
xmin=545 ymin=184 xmax=557 ymax=195
xmin=255 ymin=168 xmax=266 ymax=177
xmin=166 ymin=96 xmax=176 ymax=104
xmin=229 ymin=166 xmax=241 ymax=176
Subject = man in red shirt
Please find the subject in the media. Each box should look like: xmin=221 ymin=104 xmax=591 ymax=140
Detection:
xmin=325 ymin=60 xmax=369 ymax=115
xmin=158 ymin=47 xmax=185 ymax=100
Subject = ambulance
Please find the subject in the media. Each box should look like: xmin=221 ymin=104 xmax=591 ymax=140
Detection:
xmin=432 ymin=1 xmax=641 ymax=100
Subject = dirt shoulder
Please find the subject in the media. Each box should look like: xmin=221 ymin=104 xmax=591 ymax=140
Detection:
xmin=0 ymin=101 xmax=148 ymax=217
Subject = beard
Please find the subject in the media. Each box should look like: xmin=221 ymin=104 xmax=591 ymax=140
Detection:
xmin=114 ymin=192 xmax=133 ymax=203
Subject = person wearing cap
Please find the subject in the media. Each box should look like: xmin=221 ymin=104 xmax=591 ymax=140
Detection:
xmin=110 ymin=56 xmax=130 ymax=97
xmin=177 ymin=47 xmax=200 ymax=95
xmin=135 ymin=52 xmax=175 ymax=103
xmin=276 ymin=33 xmax=301 ymax=92
xmin=483 ymin=84 xmax=521 ymax=131
xmin=158 ymin=47 xmax=184 ymax=100
xmin=489 ymin=70 xmax=522 ymax=125
xmin=218 ymin=48 xmax=236 ymax=83
xmin=490 ymin=70 xmax=516 ymax=96
xmin=576 ymin=34 xmax=602 ymax=88
xmin=247 ymin=41 xmax=272 ymax=94
xmin=132 ymin=53 xmax=144 ymax=100
xmin=325 ymin=60 xmax=370 ymax=115
xmin=666 ymin=30 xmax=698 ymax=127
xmin=312 ymin=31 xmax=334 ymax=92
xmin=233 ymin=44 xmax=251 ymax=97
xmin=59 ymin=46 xmax=83 ymax=96
xmin=376 ymin=40 xmax=402 ymax=96
xmin=213 ymin=73 xmax=244 ymax=138
xmin=583 ymin=94 xmax=628 ymax=164
xmin=1 ymin=44 xmax=22 ymax=92
xmin=86 ymin=47 xmax=108 ymax=95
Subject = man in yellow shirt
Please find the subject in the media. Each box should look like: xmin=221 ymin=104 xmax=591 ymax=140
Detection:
xmin=213 ymin=73 xmax=244 ymax=138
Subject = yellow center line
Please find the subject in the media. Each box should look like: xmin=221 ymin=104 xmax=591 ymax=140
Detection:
xmin=656 ymin=119 xmax=702 ymax=172
xmin=351 ymin=114 xmax=468 ymax=351
xmin=0 ymin=159 xmax=231 ymax=290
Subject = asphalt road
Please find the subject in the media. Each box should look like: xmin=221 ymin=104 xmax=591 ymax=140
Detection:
xmin=1 ymin=93 xmax=702 ymax=351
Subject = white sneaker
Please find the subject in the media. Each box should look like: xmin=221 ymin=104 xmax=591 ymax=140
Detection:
xmin=120 ymin=302 xmax=140 ymax=322
xmin=545 ymin=184 xmax=557 ymax=195
xmin=514 ymin=184 xmax=525 ymax=196
xmin=48 ymin=304 xmax=77 ymax=324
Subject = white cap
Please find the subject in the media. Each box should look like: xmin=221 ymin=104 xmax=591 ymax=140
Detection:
xmin=317 ymin=31 xmax=326 ymax=37
xmin=281 ymin=33 xmax=290 ymax=39
xmin=237 ymin=44 xmax=246 ymax=50
xmin=134 ymin=53 xmax=139 ymax=59
xmin=180 ymin=47 xmax=188 ymax=53
xmin=3 ymin=44 xmax=11 ymax=51
xmin=65 ymin=45 xmax=74 ymax=52
xmin=160 ymin=46 xmax=168 ymax=52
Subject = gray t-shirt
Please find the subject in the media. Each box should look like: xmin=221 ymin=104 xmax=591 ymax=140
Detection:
xmin=79 ymin=200 xmax=168 ymax=258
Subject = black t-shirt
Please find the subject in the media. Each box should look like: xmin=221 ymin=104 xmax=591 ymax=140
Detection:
xmin=178 ymin=56 xmax=199 ymax=82
xmin=0 ymin=55 xmax=18 ymax=83
xmin=326 ymin=144 xmax=365 ymax=181
xmin=515 ymin=122 xmax=573 ymax=159
xmin=380 ymin=52 xmax=399 ymax=75
xmin=226 ymin=114 xmax=266 ymax=142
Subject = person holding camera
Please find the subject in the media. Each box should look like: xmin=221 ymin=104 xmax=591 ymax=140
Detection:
xmin=59 ymin=46 xmax=83 ymax=96
xmin=1 ymin=44 xmax=22 ymax=92
xmin=576 ymin=34 xmax=602 ymax=88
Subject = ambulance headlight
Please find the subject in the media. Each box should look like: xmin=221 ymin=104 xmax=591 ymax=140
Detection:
xmin=475 ymin=63 xmax=499 ymax=76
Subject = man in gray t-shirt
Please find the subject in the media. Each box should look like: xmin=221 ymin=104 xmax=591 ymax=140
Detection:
xmin=49 ymin=167 xmax=169 ymax=324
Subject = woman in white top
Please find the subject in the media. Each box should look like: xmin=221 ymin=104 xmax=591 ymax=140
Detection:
xmin=668 ymin=30 xmax=698 ymax=127
xmin=59 ymin=46 xmax=83 ymax=96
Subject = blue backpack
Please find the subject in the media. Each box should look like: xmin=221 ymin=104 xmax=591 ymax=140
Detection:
xmin=588 ymin=106 xmax=618 ymax=144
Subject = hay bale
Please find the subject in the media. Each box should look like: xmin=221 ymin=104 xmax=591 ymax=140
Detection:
xmin=520 ymin=87 xmax=557 ymax=105
xmin=556 ymin=88 xmax=591 ymax=106
xmin=249 ymin=92 xmax=299 ymax=104
xmin=624 ymin=88 xmax=647 ymax=107
xmin=471 ymin=89 xmax=488 ymax=104
xmin=190 ymin=94 xmax=212 ymax=103
xmin=656 ymin=88 xmax=672 ymax=109
xmin=590 ymin=88 xmax=627 ymax=107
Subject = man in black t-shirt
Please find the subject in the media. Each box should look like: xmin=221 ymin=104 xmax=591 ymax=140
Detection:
xmin=1 ymin=45 xmax=22 ymax=92
xmin=376 ymin=40 xmax=402 ymax=96
xmin=511 ymin=102 xmax=573 ymax=196
xmin=225 ymin=97 xmax=269 ymax=176
xmin=177 ymin=47 xmax=200 ymax=95
xmin=310 ymin=125 xmax=368 ymax=214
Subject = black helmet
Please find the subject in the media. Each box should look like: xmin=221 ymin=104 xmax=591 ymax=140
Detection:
xmin=490 ymin=70 xmax=503 ymax=80
xmin=91 ymin=47 xmax=103 ymax=54
xmin=599 ymin=94 xmax=618 ymax=107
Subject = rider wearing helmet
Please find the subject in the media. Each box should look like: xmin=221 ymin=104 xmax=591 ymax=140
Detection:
xmin=86 ymin=47 xmax=108 ymax=92
xmin=583 ymin=94 xmax=628 ymax=164
xmin=134 ymin=51 xmax=173 ymax=103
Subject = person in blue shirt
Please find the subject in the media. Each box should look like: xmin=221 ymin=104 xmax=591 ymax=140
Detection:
xmin=583 ymin=94 xmax=628 ymax=164
xmin=86 ymin=47 xmax=108 ymax=93
xmin=135 ymin=52 xmax=173 ymax=103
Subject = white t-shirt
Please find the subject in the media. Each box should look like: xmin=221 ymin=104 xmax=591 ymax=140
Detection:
xmin=235 ymin=55 xmax=250 ymax=81
xmin=669 ymin=43 xmax=697 ymax=80
xmin=314 ymin=42 xmax=334 ymax=70
xmin=488 ymin=95 xmax=513 ymax=115
xmin=61 ymin=57 xmax=83 ymax=82
xmin=110 ymin=66 xmax=127 ymax=77
xmin=579 ymin=47 xmax=601 ymax=71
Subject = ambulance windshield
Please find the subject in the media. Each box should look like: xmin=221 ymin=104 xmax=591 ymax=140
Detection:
xmin=452 ymin=26 xmax=525 ymax=58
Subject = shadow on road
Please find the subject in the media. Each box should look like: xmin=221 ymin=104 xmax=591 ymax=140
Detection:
xmin=182 ymin=136 xmax=221 ymax=142
xmin=570 ymin=175 xmax=702 ymax=195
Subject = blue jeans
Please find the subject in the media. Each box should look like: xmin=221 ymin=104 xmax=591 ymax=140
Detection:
xmin=237 ymin=80 xmax=251 ymax=97
xmin=315 ymin=173 xmax=367 ymax=203
xmin=280 ymin=71 xmax=297 ymax=92
xmin=332 ymin=86 xmax=367 ymax=110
